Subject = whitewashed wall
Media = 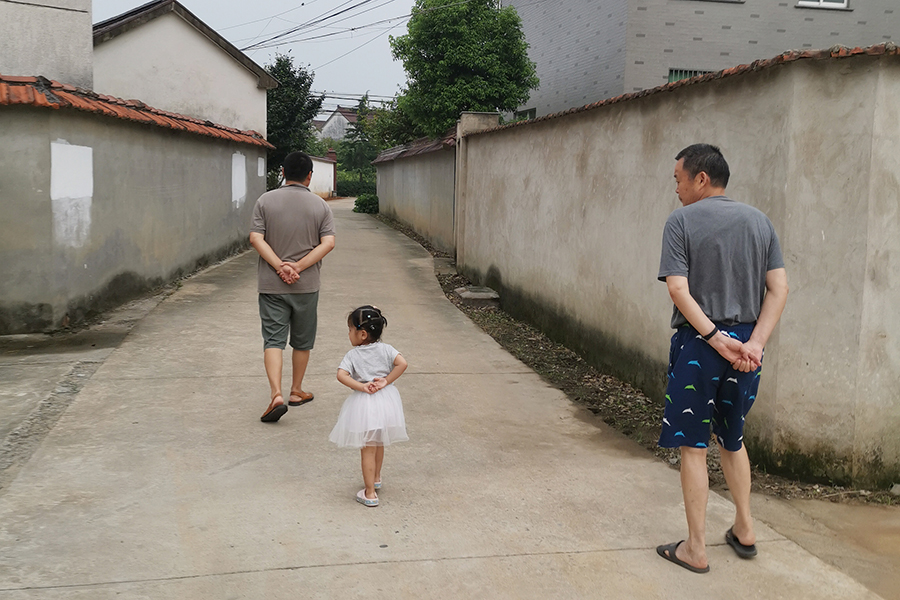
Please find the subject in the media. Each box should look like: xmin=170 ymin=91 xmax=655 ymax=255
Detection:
xmin=320 ymin=114 xmax=350 ymax=140
xmin=309 ymin=157 xmax=335 ymax=199
xmin=93 ymin=12 xmax=267 ymax=135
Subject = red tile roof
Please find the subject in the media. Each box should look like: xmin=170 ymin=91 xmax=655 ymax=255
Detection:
xmin=0 ymin=74 xmax=273 ymax=149
xmin=336 ymin=106 xmax=358 ymax=124
xmin=373 ymin=128 xmax=456 ymax=164
xmin=467 ymin=43 xmax=900 ymax=138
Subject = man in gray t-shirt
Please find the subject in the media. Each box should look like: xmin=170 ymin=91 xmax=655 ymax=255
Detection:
xmin=655 ymin=144 xmax=788 ymax=574
xmin=249 ymin=152 xmax=336 ymax=423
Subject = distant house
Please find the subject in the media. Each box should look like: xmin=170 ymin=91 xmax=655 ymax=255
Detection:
xmin=93 ymin=0 xmax=278 ymax=135
xmin=505 ymin=0 xmax=899 ymax=118
xmin=309 ymin=151 xmax=338 ymax=199
xmin=317 ymin=105 xmax=360 ymax=140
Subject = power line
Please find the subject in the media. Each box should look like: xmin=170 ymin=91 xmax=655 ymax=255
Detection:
xmin=218 ymin=0 xmax=327 ymax=31
xmin=236 ymin=12 xmax=402 ymax=47
xmin=241 ymin=0 xmax=383 ymax=51
xmin=243 ymin=0 xmax=480 ymax=51
xmin=231 ymin=0 xmax=399 ymax=44
xmin=312 ymin=91 xmax=395 ymax=98
xmin=313 ymin=19 xmax=406 ymax=70
xmin=236 ymin=0 xmax=360 ymax=49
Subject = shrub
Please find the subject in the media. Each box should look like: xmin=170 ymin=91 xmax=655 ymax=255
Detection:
xmin=336 ymin=170 xmax=376 ymax=197
xmin=354 ymin=193 xmax=379 ymax=214
xmin=266 ymin=169 xmax=283 ymax=191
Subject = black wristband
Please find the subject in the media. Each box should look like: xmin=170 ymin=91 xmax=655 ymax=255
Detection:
xmin=702 ymin=327 xmax=718 ymax=341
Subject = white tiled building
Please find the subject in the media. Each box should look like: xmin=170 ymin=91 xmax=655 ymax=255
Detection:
xmin=505 ymin=0 xmax=898 ymax=118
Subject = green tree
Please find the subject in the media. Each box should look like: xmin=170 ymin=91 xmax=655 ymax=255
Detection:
xmin=366 ymin=96 xmax=421 ymax=149
xmin=265 ymin=54 xmax=325 ymax=171
xmin=337 ymin=96 xmax=379 ymax=184
xmin=389 ymin=0 xmax=538 ymax=138
xmin=305 ymin=136 xmax=339 ymax=159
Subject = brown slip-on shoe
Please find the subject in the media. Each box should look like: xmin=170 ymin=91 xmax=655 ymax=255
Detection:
xmin=261 ymin=395 xmax=287 ymax=422
xmin=288 ymin=390 xmax=314 ymax=406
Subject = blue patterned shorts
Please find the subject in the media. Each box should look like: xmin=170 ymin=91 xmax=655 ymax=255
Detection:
xmin=658 ymin=323 xmax=761 ymax=452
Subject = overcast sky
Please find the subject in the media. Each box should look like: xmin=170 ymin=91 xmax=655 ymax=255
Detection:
xmin=92 ymin=0 xmax=416 ymax=115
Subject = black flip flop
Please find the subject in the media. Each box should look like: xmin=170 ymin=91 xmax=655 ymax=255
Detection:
xmin=656 ymin=541 xmax=710 ymax=573
xmin=260 ymin=403 xmax=288 ymax=423
xmin=725 ymin=527 xmax=758 ymax=559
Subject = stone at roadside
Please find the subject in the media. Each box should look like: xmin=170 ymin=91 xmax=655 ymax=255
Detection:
xmin=891 ymin=483 xmax=900 ymax=496
xmin=453 ymin=286 xmax=500 ymax=308
xmin=434 ymin=257 xmax=457 ymax=276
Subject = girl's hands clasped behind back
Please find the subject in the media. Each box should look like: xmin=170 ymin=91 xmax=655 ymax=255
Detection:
xmin=361 ymin=375 xmax=393 ymax=394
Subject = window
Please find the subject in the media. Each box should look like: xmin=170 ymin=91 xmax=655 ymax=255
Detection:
xmin=668 ymin=69 xmax=712 ymax=83
xmin=797 ymin=0 xmax=849 ymax=8
xmin=515 ymin=108 xmax=536 ymax=121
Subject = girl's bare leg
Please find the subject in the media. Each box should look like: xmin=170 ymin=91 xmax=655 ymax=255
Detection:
xmin=375 ymin=446 xmax=385 ymax=484
xmin=361 ymin=446 xmax=377 ymax=499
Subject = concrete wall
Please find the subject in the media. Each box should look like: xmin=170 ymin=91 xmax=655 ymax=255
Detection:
xmin=454 ymin=55 xmax=900 ymax=487
xmin=309 ymin=157 xmax=336 ymax=199
xmin=0 ymin=107 xmax=267 ymax=334
xmin=0 ymin=0 xmax=93 ymax=89
xmin=377 ymin=149 xmax=456 ymax=254
xmin=93 ymin=12 xmax=267 ymax=135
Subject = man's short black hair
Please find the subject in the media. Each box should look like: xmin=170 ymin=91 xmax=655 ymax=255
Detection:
xmin=675 ymin=144 xmax=730 ymax=188
xmin=283 ymin=151 xmax=313 ymax=182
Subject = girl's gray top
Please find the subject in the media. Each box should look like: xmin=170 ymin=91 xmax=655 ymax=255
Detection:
xmin=339 ymin=342 xmax=401 ymax=382
xmin=658 ymin=196 xmax=784 ymax=328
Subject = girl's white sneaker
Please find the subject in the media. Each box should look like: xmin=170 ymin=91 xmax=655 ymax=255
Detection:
xmin=356 ymin=489 xmax=379 ymax=507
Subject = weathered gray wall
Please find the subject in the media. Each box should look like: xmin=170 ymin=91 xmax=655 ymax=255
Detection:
xmin=0 ymin=107 xmax=267 ymax=333
xmin=0 ymin=0 xmax=93 ymax=89
xmin=455 ymin=55 xmax=900 ymax=487
xmin=377 ymin=149 xmax=456 ymax=254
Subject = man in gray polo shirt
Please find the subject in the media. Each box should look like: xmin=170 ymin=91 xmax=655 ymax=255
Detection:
xmin=250 ymin=151 xmax=336 ymax=423
xmin=656 ymin=144 xmax=788 ymax=573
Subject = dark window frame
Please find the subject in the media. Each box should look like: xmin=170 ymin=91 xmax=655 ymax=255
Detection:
xmin=796 ymin=0 xmax=851 ymax=10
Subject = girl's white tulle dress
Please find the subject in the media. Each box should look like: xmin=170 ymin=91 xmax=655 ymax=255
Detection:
xmin=329 ymin=342 xmax=408 ymax=448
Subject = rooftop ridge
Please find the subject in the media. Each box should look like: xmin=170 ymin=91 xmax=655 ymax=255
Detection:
xmin=467 ymin=43 xmax=900 ymax=138
xmin=372 ymin=128 xmax=457 ymax=164
xmin=0 ymin=74 xmax=273 ymax=149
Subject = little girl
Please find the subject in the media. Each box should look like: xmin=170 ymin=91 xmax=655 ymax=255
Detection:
xmin=329 ymin=305 xmax=408 ymax=507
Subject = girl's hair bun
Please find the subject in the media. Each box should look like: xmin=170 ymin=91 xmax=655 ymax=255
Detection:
xmin=348 ymin=305 xmax=387 ymax=341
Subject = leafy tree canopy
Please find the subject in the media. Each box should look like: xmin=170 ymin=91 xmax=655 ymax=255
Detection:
xmin=366 ymin=96 xmax=421 ymax=149
xmin=265 ymin=54 xmax=324 ymax=171
xmin=337 ymin=96 xmax=379 ymax=182
xmin=389 ymin=0 xmax=538 ymax=138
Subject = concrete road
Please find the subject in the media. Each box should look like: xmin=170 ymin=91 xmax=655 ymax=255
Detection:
xmin=0 ymin=200 xmax=884 ymax=599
